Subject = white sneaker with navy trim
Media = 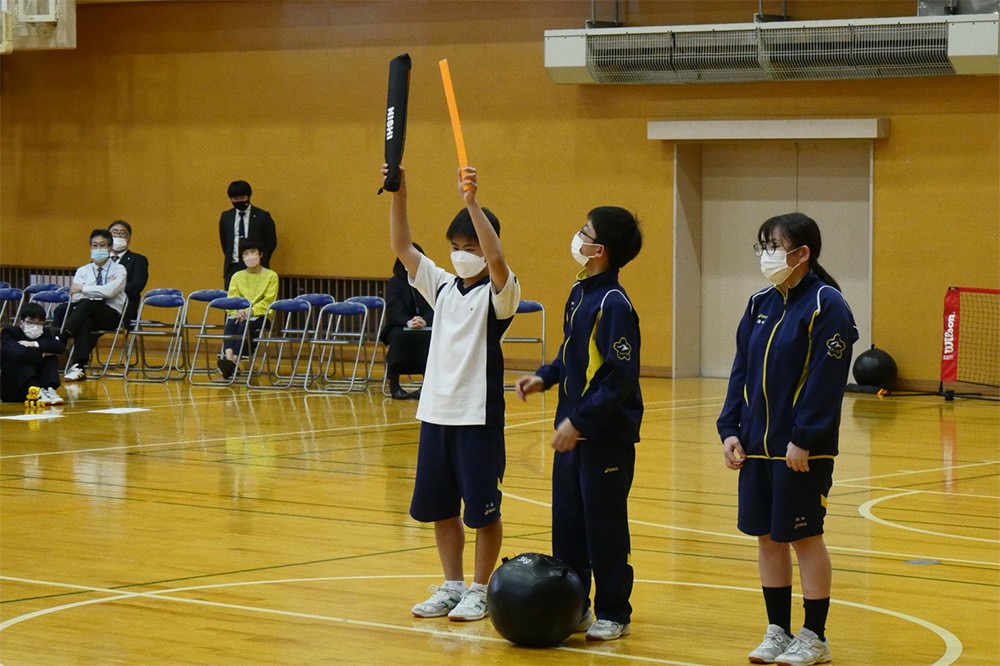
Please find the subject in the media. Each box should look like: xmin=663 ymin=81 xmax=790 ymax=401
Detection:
xmin=775 ymin=627 xmax=831 ymax=665
xmin=447 ymin=586 xmax=488 ymax=622
xmin=412 ymin=584 xmax=464 ymax=618
xmin=585 ymin=619 xmax=630 ymax=641
xmin=38 ymin=387 xmax=64 ymax=406
xmin=749 ymin=624 xmax=793 ymax=663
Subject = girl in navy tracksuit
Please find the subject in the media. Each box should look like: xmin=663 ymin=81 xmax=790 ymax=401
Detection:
xmin=516 ymin=206 xmax=643 ymax=642
xmin=718 ymin=213 xmax=857 ymax=666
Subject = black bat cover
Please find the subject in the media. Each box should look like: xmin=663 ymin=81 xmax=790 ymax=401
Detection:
xmin=379 ymin=53 xmax=412 ymax=194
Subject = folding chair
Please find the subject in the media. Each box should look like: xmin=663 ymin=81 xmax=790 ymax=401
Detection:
xmin=269 ymin=293 xmax=333 ymax=351
xmin=14 ymin=283 xmax=59 ymax=322
xmin=502 ymin=299 xmax=547 ymax=388
xmin=345 ymin=295 xmax=386 ymax=387
xmin=187 ymin=296 xmax=251 ymax=386
xmin=246 ymin=298 xmax=312 ymax=390
xmin=1 ymin=288 xmax=24 ymax=326
xmin=28 ymin=289 xmax=71 ymax=333
xmin=176 ymin=289 xmax=229 ymax=373
xmin=292 ymin=293 xmax=335 ymax=335
xmin=64 ymin=295 xmax=130 ymax=379
xmin=124 ymin=289 xmax=187 ymax=383
xmin=0 ymin=281 xmax=9 ymax=289
xmin=304 ymin=301 xmax=371 ymax=393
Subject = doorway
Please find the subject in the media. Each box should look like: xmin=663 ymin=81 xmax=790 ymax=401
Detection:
xmin=674 ymin=140 xmax=872 ymax=377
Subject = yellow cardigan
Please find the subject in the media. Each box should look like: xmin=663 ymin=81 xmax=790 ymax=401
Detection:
xmin=227 ymin=268 xmax=279 ymax=318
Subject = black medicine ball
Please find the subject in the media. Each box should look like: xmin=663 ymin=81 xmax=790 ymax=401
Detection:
xmin=487 ymin=552 xmax=585 ymax=648
xmin=852 ymin=345 xmax=898 ymax=389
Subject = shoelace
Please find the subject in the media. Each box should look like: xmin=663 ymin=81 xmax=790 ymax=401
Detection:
xmin=783 ymin=639 xmax=812 ymax=655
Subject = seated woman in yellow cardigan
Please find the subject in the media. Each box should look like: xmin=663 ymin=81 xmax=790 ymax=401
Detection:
xmin=218 ymin=239 xmax=278 ymax=379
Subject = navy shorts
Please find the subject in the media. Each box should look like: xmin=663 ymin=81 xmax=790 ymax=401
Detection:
xmin=409 ymin=422 xmax=505 ymax=529
xmin=737 ymin=457 xmax=834 ymax=543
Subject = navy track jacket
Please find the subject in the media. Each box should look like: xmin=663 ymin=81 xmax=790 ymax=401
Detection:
xmin=536 ymin=269 xmax=643 ymax=443
xmin=717 ymin=272 xmax=858 ymax=459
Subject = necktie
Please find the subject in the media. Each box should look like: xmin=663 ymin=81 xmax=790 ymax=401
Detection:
xmin=112 ymin=255 xmax=120 ymax=262
xmin=96 ymin=266 xmax=104 ymax=286
xmin=234 ymin=212 xmax=245 ymax=261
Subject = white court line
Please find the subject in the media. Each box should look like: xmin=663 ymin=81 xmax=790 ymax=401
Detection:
xmin=0 ymin=419 xmax=423 ymax=461
xmin=858 ymin=491 xmax=1000 ymax=544
xmin=636 ymin=579 xmax=962 ymax=666
xmin=0 ymin=575 xmax=700 ymax=665
xmin=504 ymin=493 xmax=1000 ymax=568
xmin=0 ymin=398 xmax=716 ymax=461
xmin=0 ymin=573 xmax=961 ymax=665
xmin=838 ymin=460 xmax=1000 ymax=484
xmin=839 ymin=483 xmax=1000 ymax=501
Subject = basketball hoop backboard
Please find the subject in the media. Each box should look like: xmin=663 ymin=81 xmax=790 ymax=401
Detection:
xmin=0 ymin=0 xmax=75 ymax=53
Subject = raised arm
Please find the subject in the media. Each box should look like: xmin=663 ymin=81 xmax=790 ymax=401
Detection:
xmin=384 ymin=164 xmax=423 ymax=277
xmin=459 ymin=167 xmax=509 ymax=292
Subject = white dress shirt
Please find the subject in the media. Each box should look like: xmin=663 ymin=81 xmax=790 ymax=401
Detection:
xmin=70 ymin=259 xmax=128 ymax=314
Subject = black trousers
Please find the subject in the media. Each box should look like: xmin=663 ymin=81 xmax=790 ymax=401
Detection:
xmin=552 ymin=440 xmax=636 ymax=624
xmin=223 ymin=317 xmax=264 ymax=357
xmin=0 ymin=355 xmax=61 ymax=402
xmin=62 ymin=300 xmax=122 ymax=365
xmin=385 ymin=327 xmax=431 ymax=381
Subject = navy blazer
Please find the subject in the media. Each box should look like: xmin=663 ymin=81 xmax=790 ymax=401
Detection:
xmin=114 ymin=250 xmax=149 ymax=327
xmin=219 ymin=206 xmax=278 ymax=270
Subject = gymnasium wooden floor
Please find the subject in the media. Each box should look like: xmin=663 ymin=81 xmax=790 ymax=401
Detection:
xmin=1 ymin=375 xmax=998 ymax=664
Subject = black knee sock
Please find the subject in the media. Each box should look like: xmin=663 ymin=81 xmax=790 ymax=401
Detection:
xmin=802 ymin=597 xmax=829 ymax=641
xmin=762 ymin=586 xmax=793 ymax=637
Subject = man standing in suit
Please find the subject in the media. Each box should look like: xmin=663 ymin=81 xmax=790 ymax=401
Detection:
xmin=109 ymin=220 xmax=150 ymax=330
xmin=219 ymin=180 xmax=278 ymax=289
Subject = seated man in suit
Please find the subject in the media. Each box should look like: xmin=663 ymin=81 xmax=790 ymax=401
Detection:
xmin=381 ymin=245 xmax=433 ymax=399
xmin=62 ymin=229 xmax=128 ymax=381
xmin=219 ymin=180 xmax=278 ymax=289
xmin=109 ymin=219 xmax=150 ymax=330
xmin=53 ymin=219 xmax=150 ymax=332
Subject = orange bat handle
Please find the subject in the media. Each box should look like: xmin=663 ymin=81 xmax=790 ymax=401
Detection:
xmin=439 ymin=59 xmax=470 ymax=185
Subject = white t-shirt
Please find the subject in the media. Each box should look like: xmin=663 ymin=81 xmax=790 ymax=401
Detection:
xmin=410 ymin=254 xmax=520 ymax=426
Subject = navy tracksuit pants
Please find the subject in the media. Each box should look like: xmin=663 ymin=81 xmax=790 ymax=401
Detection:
xmin=552 ymin=440 xmax=636 ymax=624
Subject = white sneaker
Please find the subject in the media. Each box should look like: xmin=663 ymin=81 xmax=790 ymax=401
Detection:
xmin=775 ymin=627 xmax=831 ymax=665
xmin=749 ymin=624 xmax=794 ymax=664
xmin=447 ymin=586 xmax=488 ymax=622
xmin=64 ymin=364 xmax=86 ymax=381
xmin=585 ymin=619 xmax=630 ymax=641
xmin=575 ymin=608 xmax=594 ymax=633
xmin=412 ymin=585 xmax=464 ymax=618
xmin=38 ymin=388 xmax=64 ymax=406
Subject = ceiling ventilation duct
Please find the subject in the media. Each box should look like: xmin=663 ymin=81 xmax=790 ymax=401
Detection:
xmin=545 ymin=14 xmax=999 ymax=84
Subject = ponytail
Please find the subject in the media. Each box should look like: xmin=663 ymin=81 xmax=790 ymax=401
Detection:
xmin=811 ymin=261 xmax=841 ymax=291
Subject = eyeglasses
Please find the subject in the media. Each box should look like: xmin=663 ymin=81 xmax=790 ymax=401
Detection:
xmin=754 ymin=242 xmax=805 ymax=257
xmin=578 ymin=226 xmax=597 ymax=243
xmin=753 ymin=242 xmax=782 ymax=256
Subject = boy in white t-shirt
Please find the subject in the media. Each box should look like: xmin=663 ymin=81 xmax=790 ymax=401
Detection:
xmin=382 ymin=163 xmax=520 ymax=622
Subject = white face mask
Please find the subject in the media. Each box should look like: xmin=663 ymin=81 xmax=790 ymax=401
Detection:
xmin=450 ymin=250 xmax=486 ymax=279
xmin=760 ymin=248 xmax=800 ymax=285
xmin=112 ymin=237 xmax=128 ymax=252
xmin=22 ymin=323 xmax=44 ymax=340
xmin=570 ymin=234 xmax=590 ymax=266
